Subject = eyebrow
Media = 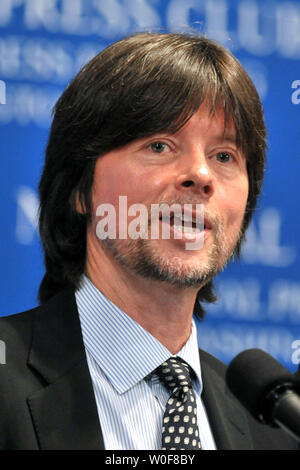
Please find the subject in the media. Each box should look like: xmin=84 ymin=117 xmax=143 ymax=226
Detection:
xmin=214 ymin=134 xmax=237 ymax=145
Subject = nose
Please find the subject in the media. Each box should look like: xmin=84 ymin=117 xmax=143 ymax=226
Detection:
xmin=175 ymin=151 xmax=214 ymax=198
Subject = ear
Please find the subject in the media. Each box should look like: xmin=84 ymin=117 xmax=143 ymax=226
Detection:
xmin=71 ymin=189 xmax=86 ymax=215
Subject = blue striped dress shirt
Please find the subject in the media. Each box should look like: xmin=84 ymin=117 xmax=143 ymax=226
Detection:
xmin=75 ymin=274 xmax=216 ymax=450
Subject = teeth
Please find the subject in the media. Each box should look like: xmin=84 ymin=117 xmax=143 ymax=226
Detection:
xmin=182 ymin=226 xmax=198 ymax=233
xmin=182 ymin=215 xmax=194 ymax=224
xmin=173 ymin=215 xmax=183 ymax=226
xmin=161 ymin=213 xmax=204 ymax=232
xmin=173 ymin=215 xmax=197 ymax=224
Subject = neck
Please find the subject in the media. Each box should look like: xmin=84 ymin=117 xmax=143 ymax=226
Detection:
xmin=85 ymin=240 xmax=200 ymax=354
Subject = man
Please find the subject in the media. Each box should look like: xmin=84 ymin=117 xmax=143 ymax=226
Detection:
xmin=0 ymin=32 xmax=298 ymax=450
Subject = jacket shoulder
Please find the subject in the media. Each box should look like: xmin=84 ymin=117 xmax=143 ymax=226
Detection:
xmin=200 ymin=348 xmax=227 ymax=376
xmin=0 ymin=307 xmax=38 ymax=356
xmin=0 ymin=288 xmax=77 ymax=361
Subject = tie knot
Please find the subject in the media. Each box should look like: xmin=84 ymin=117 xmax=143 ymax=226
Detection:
xmin=155 ymin=357 xmax=193 ymax=394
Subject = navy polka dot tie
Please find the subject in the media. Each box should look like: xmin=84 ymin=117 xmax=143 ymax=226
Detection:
xmin=154 ymin=357 xmax=201 ymax=450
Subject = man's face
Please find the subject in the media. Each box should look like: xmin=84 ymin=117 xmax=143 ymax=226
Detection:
xmin=87 ymin=102 xmax=249 ymax=288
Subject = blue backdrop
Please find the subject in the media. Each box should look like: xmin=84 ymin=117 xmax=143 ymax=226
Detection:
xmin=0 ymin=0 xmax=299 ymax=371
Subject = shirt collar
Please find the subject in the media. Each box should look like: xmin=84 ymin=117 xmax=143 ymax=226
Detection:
xmin=75 ymin=274 xmax=203 ymax=394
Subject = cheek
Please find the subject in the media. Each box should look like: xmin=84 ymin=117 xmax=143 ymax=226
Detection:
xmin=219 ymin=177 xmax=249 ymax=227
xmin=91 ymin=162 xmax=163 ymax=230
xmin=91 ymin=159 xmax=131 ymax=208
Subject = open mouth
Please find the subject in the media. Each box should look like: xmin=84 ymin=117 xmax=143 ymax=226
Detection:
xmin=159 ymin=211 xmax=209 ymax=235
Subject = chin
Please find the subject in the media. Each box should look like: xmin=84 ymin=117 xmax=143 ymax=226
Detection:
xmin=101 ymin=235 xmax=233 ymax=287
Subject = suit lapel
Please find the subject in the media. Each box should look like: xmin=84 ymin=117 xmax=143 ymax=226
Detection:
xmin=27 ymin=289 xmax=104 ymax=450
xmin=200 ymin=350 xmax=254 ymax=450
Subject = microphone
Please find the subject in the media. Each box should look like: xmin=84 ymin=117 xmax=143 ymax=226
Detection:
xmin=226 ymin=348 xmax=300 ymax=442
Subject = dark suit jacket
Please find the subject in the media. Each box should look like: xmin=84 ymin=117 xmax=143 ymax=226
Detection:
xmin=0 ymin=288 xmax=298 ymax=450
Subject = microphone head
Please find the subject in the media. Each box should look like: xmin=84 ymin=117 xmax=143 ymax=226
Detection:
xmin=226 ymin=349 xmax=300 ymax=424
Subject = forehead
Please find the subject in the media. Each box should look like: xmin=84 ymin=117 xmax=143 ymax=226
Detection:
xmin=168 ymin=101 xmax=238 ymax=143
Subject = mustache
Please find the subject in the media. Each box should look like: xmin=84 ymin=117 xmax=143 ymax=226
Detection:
xmin=146 ymin=197 xmax=224 ymax=236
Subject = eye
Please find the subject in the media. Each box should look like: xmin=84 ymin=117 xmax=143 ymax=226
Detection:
xmin=149 ymin=141 xmax=169 ymax=154
xmin=215 ymin=152 xmax=232 ymax=163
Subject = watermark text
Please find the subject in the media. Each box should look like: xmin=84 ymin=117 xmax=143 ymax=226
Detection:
xmin=291 ymin=340 xmax=300 ymax=365
xmin=291 ymin=80 xmax=300 ymax=104
xmin=0 ymin=340 xmax=6 ymax=364
xmin=95 ymin=196 xmax=205 ymax=251
xmin=0 ymin=80 xmax=6 ymax=104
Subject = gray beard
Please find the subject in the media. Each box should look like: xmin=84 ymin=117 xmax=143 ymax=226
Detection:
xmin=98 ymin=199 xmax=243 ymax=289
xmin=100 ymin=232 xmax=237 ymax=290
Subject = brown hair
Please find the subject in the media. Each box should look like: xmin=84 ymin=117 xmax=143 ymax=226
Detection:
xmin=38 ymin=32 xmax=266 ymax=316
